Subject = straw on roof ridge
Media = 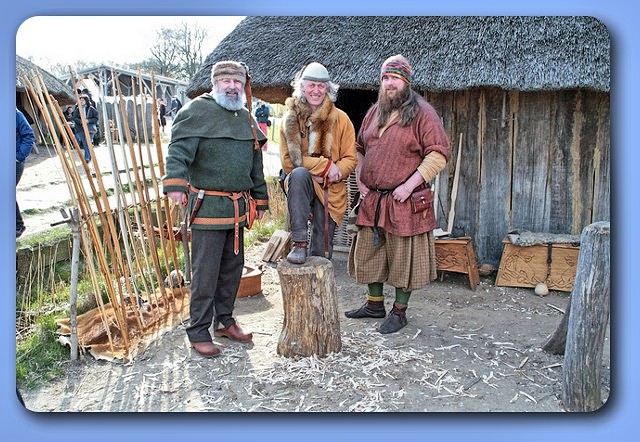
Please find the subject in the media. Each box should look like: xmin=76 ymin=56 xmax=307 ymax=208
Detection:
xmin=188 ymin=16 xmax=610 ymax=103
xmin=16 ymin=55 xmax=76 ymax=105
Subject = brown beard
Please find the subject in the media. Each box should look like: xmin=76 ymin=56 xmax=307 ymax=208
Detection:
xmin=376 ymin=84 xmax=418 ymax=128
xmin=377 ymin=85 xmax=411 ymax=127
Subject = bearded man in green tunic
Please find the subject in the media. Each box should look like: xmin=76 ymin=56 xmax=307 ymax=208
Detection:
xmin=162 ymin=61 xmax=269 ymax=357
xmin=346 ymin=55 xmax=450 ymax=334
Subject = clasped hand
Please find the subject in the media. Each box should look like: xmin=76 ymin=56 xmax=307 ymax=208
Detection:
xmin=392 ymin=184 xmax=411 ymax=203
xmin=313 ymin=163 xmax=342 ymax=185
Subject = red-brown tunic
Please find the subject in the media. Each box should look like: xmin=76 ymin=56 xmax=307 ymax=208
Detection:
xmin=356 ymin=98 xmax=450 ymax=236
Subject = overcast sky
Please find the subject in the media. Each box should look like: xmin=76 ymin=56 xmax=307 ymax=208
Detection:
xmin=16 ymin=16 xmax=245 ymax=70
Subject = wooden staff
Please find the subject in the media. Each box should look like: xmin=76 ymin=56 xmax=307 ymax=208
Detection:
xmin=108 ymin=70 xmax=154 ymax=289
xmin=96 ymin=71 xmax=148 ymax=314
xmin=56 ymin=72 xmax=136 ymax=347
xmin=28 ymin=71 xmax=122 ymax=352
xmin=143 ymin=74 xmax=177 ymax=303
xmin=150 ymin=85 xmax=181 ymax=291
xmin=110 ymin=77 xmax=157 ymax=322
xmin=25 ymin=75 xmax=124 ymax=353
xmin=447 ymin=134 xmax=463 ymax=235
xmin=115 ymin=74 xmax=164 ymax=307
xmin=99 ymin=75 xmax=154 ymax=325
xmin=23 ymin=74 xmax=81 ymax=210
xmin=131 ymin=76 xmax=166 ymax=307
xmin=66 ymin=71 xmax=142 ymax=334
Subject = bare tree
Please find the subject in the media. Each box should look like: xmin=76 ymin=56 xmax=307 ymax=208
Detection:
xmin=149 ymin=28 xmax=180 ymax=77
xmin=173 ymin=22 xmax=208 ymax=81
xmin=147 ymin=22 xmax=208 ymax=81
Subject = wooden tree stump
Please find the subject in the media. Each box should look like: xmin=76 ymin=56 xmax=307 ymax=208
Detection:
xmin=561 ymin=221 xmax=610 ymax=412
xmin=276 ymin=256 xmax=342 ymax=358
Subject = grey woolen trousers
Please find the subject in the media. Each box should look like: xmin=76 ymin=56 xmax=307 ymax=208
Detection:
xmin=187 ymin=228 xmax=244 ymax=343
xmin=286 ymin=167 xmax=336 ymax=259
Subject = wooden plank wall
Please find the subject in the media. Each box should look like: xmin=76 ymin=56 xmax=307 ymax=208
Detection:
xmin=425 ymin=88 xmax=610 ymax=266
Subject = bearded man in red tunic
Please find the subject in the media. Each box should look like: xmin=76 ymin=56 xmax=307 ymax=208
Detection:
xmin=346 ymin=55 xmax=451 ymax=334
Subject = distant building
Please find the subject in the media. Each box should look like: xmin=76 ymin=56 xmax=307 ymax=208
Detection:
xmin=16 ymin=55 xmax=75 ymax=144
xmin=64 ymin=65 xmax=189 ymax=140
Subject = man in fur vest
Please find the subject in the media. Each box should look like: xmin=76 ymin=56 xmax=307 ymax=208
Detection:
xmin=162 ymin=60 xmax=269 ymax=357
xmin=345 ymin=55 xmax=450 ymax=334
xmin=279 ymin=62 xmax=357 ymax=264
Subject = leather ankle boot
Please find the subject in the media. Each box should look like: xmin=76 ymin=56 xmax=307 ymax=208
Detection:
xmin=378 ymin=303 xmax=408 ymax=334
xmin=214 ymin=323 xmax=253 ymax=342
xmin=345 ymin=299 xmax=386 ymax=318
xmin=191 ymin=341 xmax=221 ymax=357
xmin=286 ymin=242 xmax=308 ymax=264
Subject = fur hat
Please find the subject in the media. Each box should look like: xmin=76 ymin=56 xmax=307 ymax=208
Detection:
xmin=301 ymin=62 xmax=330 ymax=82
xmin=380 ymin=54 xmax=412 ymax=83
xmin=210 ymin=60 xmax=247 ymax=85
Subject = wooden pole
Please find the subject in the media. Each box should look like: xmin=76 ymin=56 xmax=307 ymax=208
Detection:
xmin=50 ymin=208 xmax=81 ymax=361
xmin=113 ymin=75 xmax=158 ymax=312
xmin=137 ymin=74 xmax=171 ymax=302
xmin=447 ymin=134 xmax=463 ymax=235
xmin=109 ymin=70 xmax=153 ymax=289
xmin=67 ymin=208 xmax=80 ymax=361
xmin=128 ymin=77 xmax=165 ymax=308
xmin=147 ymin=75 xmax=180 ymax=286
xmin=66 ymin=71 xmax=142 ymax=337
xmin=26 ymin=75 xmax=115 ymax=350
xmin=36 ymin=69 xmax=131 ymax=352
xmin=561 ymin=221 xmax=610 ymax=412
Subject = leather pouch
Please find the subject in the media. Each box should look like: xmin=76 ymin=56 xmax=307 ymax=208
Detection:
xmin=410 ymin=185 xmax=433 ymax=217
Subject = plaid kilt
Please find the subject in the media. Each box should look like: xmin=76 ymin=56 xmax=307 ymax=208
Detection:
xmin=348 ymin=227 xmax=437 ymax=291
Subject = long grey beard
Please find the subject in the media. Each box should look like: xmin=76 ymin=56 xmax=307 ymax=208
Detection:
xmin=213 ymin=89 xmax=246 ymax=111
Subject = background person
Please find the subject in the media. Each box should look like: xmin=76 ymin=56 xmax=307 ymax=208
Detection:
xmin=79 ymin=88 xmax=101 ymax=146
xmin=171 ymin=96 xmax=183 ymax=117
xmin=254 ymin=100 xmax=271 ymax=150
xmin=16 ymin=108 xmax=36 ymax=238
xmin=71 ymin=94 xmax=98 ymax=163
xmin=158 ymin=98 xmax=167 ymax=133
xmin=345 ymin=55 xmax=450 ymax=334
xmin=279 ymin=62 xmax=356 ymax=264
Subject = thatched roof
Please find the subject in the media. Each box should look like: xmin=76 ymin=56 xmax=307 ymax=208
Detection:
xmin=188 ymin=16 xmax=610 ymax=103
xmin=16 ymin=55 xmax=75 ymax=105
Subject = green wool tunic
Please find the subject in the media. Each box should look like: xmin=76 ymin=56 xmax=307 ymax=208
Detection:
xmin=162 ymin=93 xmax=268 ymax=230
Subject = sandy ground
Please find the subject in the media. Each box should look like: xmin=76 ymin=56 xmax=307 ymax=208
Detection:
xmin=18 ymin=242 xmax=610 ymax=412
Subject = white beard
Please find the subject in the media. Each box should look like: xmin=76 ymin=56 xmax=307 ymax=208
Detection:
xmin=212 ymin=86 xmax=246 ymax=111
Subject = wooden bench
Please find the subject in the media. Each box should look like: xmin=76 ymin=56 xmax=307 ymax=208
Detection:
xmin=434 ymin=236 xmax=480 ymax=291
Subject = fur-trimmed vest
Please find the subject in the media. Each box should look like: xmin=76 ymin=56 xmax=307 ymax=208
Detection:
xmin=282 ymin=96 xmax=335 ymax=168
xmin=279 ymin=95 xmax=357 ymax=226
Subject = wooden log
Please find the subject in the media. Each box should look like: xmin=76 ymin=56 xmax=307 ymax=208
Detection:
xmin=542 ymin=299 xmax=571 ymax=354
xmin=561 ymin=221 xmax=610 ymax=412
xmin=276 ymin=256 xmax=342 ymax=357
xmin=262 ymin=230 xmax=291 ymax=262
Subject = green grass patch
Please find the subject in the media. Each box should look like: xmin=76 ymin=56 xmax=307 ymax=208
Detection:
xmin=16 ymin=314 xmax=69 ymax=390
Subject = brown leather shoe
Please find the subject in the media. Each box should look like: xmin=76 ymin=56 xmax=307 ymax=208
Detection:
xmin=191 ymin=341 xmax=221 ymax=357
xmin=214 ymin=323 xmax=253 ymax=342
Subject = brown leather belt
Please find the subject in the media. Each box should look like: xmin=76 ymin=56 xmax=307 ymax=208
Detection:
xmin=189 ymin=185 xmax=248 ymax=255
